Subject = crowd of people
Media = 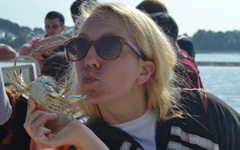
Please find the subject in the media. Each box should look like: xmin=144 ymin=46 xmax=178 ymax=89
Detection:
xmin=0 ymin=0 xmax=240 ymax=150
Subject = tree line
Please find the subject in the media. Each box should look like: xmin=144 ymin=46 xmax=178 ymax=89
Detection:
xmin=191 ymin=30 xmax=240 ymax=52
xmin=0 ymin=18 xmax=45 ymax=49
xmin=0 ymin=18 xmax=71 ymax=50
xmin=0 ymin=18 xmax=240 ymax=52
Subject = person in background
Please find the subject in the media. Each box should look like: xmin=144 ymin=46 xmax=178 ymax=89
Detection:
xmin=136 ymin=0 xmax=196 ymax=59
xmin=69 ymin=0 xmax=98 ymax=34
xmin=150 ymin=12 xmax=203 ymax=88
xmin=33 ymin=0 xmax=98 ymax=53
xmin=24 ymin=3 xmax=240 ymax=150
xmin=41 ymin=52 xmax=70 ymax=82
xmin=136 ymin=0 xmax=168 ymax=14
xmin=177 ymin=35 xmax=196 ymax=60
xmin=0 ymin=84 xmax=30 ymax=150
xmin=0 ymin=44 xmax=16 ymax=125
xmin=19 ymin=11 xmax=66 ymax=69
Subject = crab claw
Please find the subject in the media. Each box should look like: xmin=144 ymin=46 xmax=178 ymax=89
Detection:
xmin=12 ymin=58 xmax=29 ymax=90
xmin=15 ymin=69 xmax=25 ymax=85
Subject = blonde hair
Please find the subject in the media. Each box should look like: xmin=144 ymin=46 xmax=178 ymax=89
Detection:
xmin=73 ymin=3 xmax=180 ymax=120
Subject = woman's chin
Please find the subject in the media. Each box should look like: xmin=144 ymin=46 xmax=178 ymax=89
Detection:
xmin=85 ymin=93 xmax=104 ymax=104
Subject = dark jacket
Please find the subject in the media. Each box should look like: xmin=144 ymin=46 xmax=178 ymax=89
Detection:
xmin=175 ymin=51 xmax=204 ymax=89
xmin=68 ymin=89 xmax=240 ymax=150
xmin=0 ymin=96 xmax=30 ymax=150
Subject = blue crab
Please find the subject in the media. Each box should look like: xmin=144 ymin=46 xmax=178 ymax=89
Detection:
xmin=6 ymin=58 xmax=87 ymax=120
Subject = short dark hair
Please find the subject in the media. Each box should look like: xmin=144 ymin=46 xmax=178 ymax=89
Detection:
xmin=136 ymin=0 xmax=168 ymax=14
xmin=45 ymin=11 xmax=65 ymax=26
xmin=41 ymin=52 xmax=69 ymax=81
xmin=70 ymin=0 xmax=97 ymax=23
xmin=150 ymin=12 xmax=178 ymax=42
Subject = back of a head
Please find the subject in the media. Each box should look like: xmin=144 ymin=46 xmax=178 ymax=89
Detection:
xmin=45 ymin=11 xmax=65 ymax=26
xmin=41 ymin=52 xmax=69 ymax=82
xmin=136 ymin=0 xmax=168 ymax=14
xmin=70 ymin=0 xmax=97 ymax=23
xmin=177 ymin=35 xmax=196 ymax=58
xmin=150 ymin=12 xmax=179 ymax=42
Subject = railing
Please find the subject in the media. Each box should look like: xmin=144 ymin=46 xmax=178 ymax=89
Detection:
xmin=1 ymin=56 xmax=41 ymax=84
xmin=196 ymin=61 xmax=240 ymax=66
xmin=15 ymin=55 xmax=41 ymax=76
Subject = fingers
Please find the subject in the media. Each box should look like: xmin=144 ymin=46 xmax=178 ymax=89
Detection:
xmin=35 ymin=126 xmax=51 ymax=137
xmin=24 ymin=107 xmax=57 ymax=138
xmin=26 ymin=98 xmax=36 ymax=118
xmin=36 ymin=103 xmax=55 ymax=113
xmin=24 ymin=110 xmax=65 ymax=149
xmin=27 ymin=111 xmax=57 ymax=133
xmin=32 ymin=126 xmax=53 ymax=149
xmin=26 ymin=97 xmax=52 ymax=118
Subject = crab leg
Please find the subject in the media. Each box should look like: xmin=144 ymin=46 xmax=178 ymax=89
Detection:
xmin=49 ymin=77 xmax=68 ymax=97
xmin=47 ymin=96 xmax=75 ymax=120
xmin=13 ymin=58 xmax=29 ymax=90
xmin=53 ymin=78 xmax=60 ymax=92
xmin=6 ymin=73 xmax=30 ymax=96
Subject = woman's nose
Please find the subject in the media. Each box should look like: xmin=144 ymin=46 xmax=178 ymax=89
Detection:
xmin=84 ymin=46 xmax=100 ymax=69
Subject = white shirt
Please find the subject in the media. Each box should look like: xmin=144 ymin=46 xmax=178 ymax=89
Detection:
xmin=112 ymin=111 xmax=158 ymax=150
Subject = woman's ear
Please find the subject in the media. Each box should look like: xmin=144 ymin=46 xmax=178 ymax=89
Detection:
xmin=137 ymin=61 xmax=155 ymax=84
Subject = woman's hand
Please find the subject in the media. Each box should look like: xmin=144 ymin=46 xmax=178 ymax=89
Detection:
xmin=24 ymin=98 xmax=109 ymax=150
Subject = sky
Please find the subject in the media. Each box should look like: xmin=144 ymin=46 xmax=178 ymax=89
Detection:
xmin=0 ymin=0 xmax=240 ymax=36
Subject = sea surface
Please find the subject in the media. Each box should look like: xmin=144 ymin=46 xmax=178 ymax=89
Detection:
xmin=195 ymin=53 xmax=240 ymax=112
xmin=0 ymin=53 xmax=240 ymax=112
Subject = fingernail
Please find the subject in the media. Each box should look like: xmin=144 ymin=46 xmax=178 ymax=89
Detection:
xmin=28 ymin=99 xmax=32 ymax=105
xmin=50 ymin=113 xmax=57 ymax=117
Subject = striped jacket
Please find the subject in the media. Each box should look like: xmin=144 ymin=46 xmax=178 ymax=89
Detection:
xmin=68 ymin=89 xmax=240 ymax=150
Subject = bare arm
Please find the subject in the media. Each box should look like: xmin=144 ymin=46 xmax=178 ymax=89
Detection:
xmin=0 ymin=44 xmax=16 ymax=61
xmin=19 ymin=43 xmax=35 ymax=55
xmin=35 ymin=34 xmax=71 ymax=53
xmin=19 ymin=42 xmax=44 ymax=61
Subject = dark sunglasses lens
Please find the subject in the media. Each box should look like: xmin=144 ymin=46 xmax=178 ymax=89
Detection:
xmin=97 ymin=37 xmax=122 ymax=60
xmin=66 ymin=38 xmax=90 ymax=61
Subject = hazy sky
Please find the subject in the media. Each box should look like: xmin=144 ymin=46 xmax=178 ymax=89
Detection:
xmin=0 ymin=0 xmax=239 ymax=36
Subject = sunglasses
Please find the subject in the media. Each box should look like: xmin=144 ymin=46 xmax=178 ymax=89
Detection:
xmin=64 ymin=35 xmax=146 ymax=61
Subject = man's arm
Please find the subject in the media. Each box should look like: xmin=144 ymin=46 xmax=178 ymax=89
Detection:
xmin=19 ymin=43 xmax=35 ymax=55
xmin=34 ymin=34 xmax=71 ymax=53
xmin=0 ymin=44 xmax=16 ymax=61
xmin=19 ymin=38 xmax=44 ymax=61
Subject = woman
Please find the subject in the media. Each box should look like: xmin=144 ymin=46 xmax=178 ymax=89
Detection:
xmin=24 ymin=3 xmax=240 ymax=150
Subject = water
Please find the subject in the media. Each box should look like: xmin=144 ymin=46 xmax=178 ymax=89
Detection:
xmin=198 ymin=66 xmax=240 ymax=112
xmin=0 ymin=53 xmax=240 ymax=112
xmin=196 ymin=53 xmax=240 ymax=112
xmin=196 ymin=53 xmax=240 ymax=62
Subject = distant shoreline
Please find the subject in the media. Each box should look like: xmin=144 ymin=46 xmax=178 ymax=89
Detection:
xmin=196 ymin=50 xmax=240 ymax=53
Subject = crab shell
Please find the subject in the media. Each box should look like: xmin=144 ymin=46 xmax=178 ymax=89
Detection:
xmin=28 ymin=76 xmax=58 ymax=105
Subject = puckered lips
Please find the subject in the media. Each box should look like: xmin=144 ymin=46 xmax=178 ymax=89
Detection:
xmin=82 ymin=73 xmax=98 ymax=84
